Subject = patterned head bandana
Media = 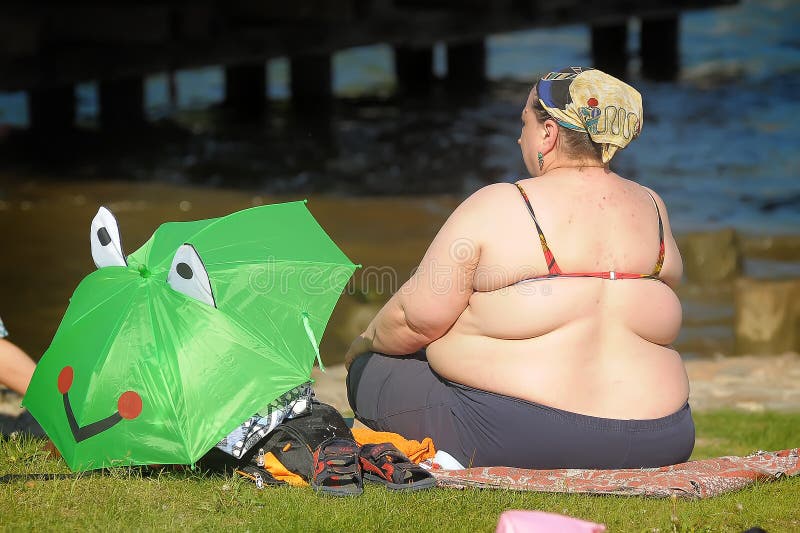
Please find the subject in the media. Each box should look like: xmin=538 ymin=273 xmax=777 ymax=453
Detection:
xmin=536 ymin=67 xmax=643 ymax=163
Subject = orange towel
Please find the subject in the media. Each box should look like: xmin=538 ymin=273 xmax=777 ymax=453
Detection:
xmin=263 ymin=452 xmax=308 ymax=487
xmin=352 ymin=428 xmax=436 ymax=463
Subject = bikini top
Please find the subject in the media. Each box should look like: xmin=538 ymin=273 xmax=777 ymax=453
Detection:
xmin=514 ymin=182 xmax=665 ymax=282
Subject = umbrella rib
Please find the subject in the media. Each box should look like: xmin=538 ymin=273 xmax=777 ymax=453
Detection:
xmin=255 ymin=308 xmax=296 ymax=358
xmin=146 ymin=204 xmax=306 ymax=269
xmin=75 ymin=285 xmax=141 ymax=421
xmin=142 ymin=217 xmax=232 ymax=270
xmin=146 ymin=294 xmax=193 ymax=461
xmin=239 ymin=324 xmax=302 ymax=375
xmin=66 ymin=277 xmax=140 ymax=328
xmin=224 ymin=305 xmax=317 ymax=383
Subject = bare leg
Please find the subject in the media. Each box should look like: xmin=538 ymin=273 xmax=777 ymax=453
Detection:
xmin=0 ymin=338 xmax=36 ymax=396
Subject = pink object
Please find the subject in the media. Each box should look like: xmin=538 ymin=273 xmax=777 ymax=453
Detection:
xmin=495 ymin=511 xmax=606 ymax=533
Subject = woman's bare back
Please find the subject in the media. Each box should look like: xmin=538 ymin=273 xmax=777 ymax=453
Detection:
xmin=426 ymin=170 xmax=689 ymax=420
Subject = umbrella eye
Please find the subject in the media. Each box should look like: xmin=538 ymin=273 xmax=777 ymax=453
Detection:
xmin=58 ymin=366 xmax=74 ymax=394
xmin=167 ymin=244 xmax=217 ymax=308
xmin=90 ymin=206 xmax=127 ymax=268
xmin=118 ymin=391 xmax=143 ymax=420
xmin=176 ymin=262 xmax=193 ymax=279
xmin=96 ymin=227 xmax=112 ymax=246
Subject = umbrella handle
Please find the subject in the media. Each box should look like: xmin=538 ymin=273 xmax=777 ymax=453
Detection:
xmin=301 ymin=313 xmax=325 ymax=372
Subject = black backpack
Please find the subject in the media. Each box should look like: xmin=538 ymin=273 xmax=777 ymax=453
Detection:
xmin=197 ymin=401 xmax=354 ymax=484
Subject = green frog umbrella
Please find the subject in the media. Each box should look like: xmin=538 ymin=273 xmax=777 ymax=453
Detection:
xmin=23 ymin=201 xmax=357 ymax=471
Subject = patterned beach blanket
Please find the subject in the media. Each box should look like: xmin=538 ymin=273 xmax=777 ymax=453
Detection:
xmin=431 ymin=449 xmax=800 ymax=499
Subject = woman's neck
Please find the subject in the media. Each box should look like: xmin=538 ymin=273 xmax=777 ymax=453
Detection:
xmin=540 ymin=161 xmax=607 ymax=177
xmin=540 ymin=151 xmax=605 ymax=175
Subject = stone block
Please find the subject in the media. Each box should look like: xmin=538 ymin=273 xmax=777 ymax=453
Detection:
xmin=740 ymin=234 xmax=800 ymax=262
xmin=679 ymin=228 xmax=741 ymax=283
xmin=734 ymin=277 xmax=800 ymax=355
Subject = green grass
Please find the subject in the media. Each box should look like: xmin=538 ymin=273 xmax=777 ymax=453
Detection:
xmin=2 ymin=411 xmax=799 ymax=532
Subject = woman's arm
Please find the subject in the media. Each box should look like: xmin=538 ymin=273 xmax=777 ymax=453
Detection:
xmin=0 ymin=338 xmax=36 ymax=396
xmin=345 ymin=186 xmax=497 ymax=367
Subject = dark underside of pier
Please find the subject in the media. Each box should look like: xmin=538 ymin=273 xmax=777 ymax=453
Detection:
xmin=0 ymin=0 xmax=737 ymax=131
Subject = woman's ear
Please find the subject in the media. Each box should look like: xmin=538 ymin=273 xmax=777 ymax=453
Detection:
xmin=541 ymin=119 xmax=559 ymax=153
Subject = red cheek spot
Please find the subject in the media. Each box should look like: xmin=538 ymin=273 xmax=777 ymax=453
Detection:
xmin=118 ymin=391 xmax=142 ymax=420
xmin=58 ymin=367 xmax=74 ymax=394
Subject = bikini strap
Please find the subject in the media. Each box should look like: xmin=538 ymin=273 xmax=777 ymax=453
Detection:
xmin=514 ymin=182 xmax=562 ymax=275
xmin=646 ymin=191 xmax=666 ymax=277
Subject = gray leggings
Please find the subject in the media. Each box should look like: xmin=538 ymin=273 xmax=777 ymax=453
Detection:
xmin=347 ymin=352 xmax=695 ymax=469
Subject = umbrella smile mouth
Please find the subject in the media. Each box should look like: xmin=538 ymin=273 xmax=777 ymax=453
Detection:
xmin=57 ymin=366 xmax=143 ymax=443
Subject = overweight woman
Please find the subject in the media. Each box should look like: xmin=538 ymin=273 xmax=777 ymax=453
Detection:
xmin=345 ymin=67 xmax=694 ymax=469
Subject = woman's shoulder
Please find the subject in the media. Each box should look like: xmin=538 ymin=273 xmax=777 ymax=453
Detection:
xmin=456 ymin=182 xmax=520 ymax=211
xmin=441 ymin=182 xmax=525 ymax=236
xmin=629 ymin=182 xmax=672 ymax=221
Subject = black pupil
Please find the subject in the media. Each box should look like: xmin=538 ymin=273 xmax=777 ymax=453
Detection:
xmin=97 ymin=227 xmax=112 ymax=246
xmin=176 ymin=262 xmax=193 ymax=280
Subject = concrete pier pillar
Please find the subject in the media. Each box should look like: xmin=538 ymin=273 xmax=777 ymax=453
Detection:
xmin=99 ymin=76 xmax=145 ymax=130
xmin=679 ymin=228 xmax=742 ymax=283
xmin=446 ymin=40 xmax=486 ymax=86
xmin=640 ymin=15 xmax=680 ymax=81
xmin=394 ymin=46 xmax=434 ymax=95
xmin=735 ymin=278 xmax=800 ymax=355
xmin=224 ymin=62 xmax=267 ymax=116
xmin=168 ymin=71 xmax=178 ymax=110
xmin=591 ymin=22 xmax=628 ymax=80
xmin=27 ymin=85 xmax=75 ymax=131
xmin=290 ymin=53 xmax=332 ymax=111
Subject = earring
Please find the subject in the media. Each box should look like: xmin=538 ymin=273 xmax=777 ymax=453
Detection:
xmin=537 ymin=152 xmax=544 ymax=171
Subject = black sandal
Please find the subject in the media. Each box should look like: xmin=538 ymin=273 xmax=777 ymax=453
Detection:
xmin=359 ymin=443 xmax=436 ymax=491
xmin=310 ymin=437 xmax=363 ymax=496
